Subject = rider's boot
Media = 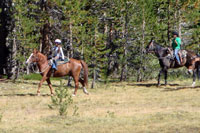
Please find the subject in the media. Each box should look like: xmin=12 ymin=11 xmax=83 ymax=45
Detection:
xmin=51 ymin=62 xmax=57 ymax=76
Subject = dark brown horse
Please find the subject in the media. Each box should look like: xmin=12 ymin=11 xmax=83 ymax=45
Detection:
xmin=145 ymin=39 xmax=199 ymax=87
xmin=26 ymin=49 xmax=89 ymax=96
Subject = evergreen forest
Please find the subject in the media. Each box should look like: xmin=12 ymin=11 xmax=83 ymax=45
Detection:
xmin=0 ymin=0 xmax=199 ymax=85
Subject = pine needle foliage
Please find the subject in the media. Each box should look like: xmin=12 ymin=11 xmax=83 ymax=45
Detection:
xmin=48 ymin=80 xmax=73 ymax=116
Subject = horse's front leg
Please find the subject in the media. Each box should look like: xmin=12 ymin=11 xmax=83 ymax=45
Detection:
xmin=46 ymin=78 xmax=54 ymax=96
xmin=157 ymin=69 xmax=163 ymax=86
xmin=37 ymin=76 xmax=47 ymax=96
xmin=164 ymin=70 xmax=168 ymax=85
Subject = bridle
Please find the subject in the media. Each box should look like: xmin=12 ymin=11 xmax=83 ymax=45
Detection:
xmin=31 ymin=63 xmax=50 ymax=74
xmin=26 ymin=53 xmax=50 ymax=74
xmin=146 ymin=41 xmax=155 ymax=53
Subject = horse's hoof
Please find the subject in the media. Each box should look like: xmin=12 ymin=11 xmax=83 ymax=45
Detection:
xmin=83 ymin=91 xmax=89 ymax=95
xmin=157 ymin=84 xmax=161 ymax=87
xmin=50 ymin=93 xmax=54 ymax=96
xmin=37 ymin=93 xmax=40 ymax=96
xmin=192 ymin=82 xmax=195 ymax=87
xmin=72 ymin=94 xmax=76 ymax=97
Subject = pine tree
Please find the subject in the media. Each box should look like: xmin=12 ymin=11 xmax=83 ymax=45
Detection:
xmin=0 ymin=0 xmax=12 ymax=78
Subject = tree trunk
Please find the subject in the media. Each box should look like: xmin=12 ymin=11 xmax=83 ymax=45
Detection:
xmin=41 ymin=21 xmax=51 ymax=55
xmin=120 ymin=15 xmax=128 ymax=81
xmin=178 ymin=9 xmax=182 ymax=38
xmin=104 ymin=12 xmax=108 ymax=46
xmin=137 ymin=5 xmax=145 ymax=82
xmin=0 ymin=0 xmax=11 ymax=78
xmin=8 ymin=28 xmax=18 ymax=80
xmin=40 ymin=0 xmax=51 ymax=55
xmin=69 ymin=13 xmax=73 ymax=58
xmin=91 ymin=68 xmax=96 ymax=89
xmin=167 ymin=0 xmax=171 ymax=45
xmin=91 ymin=27 xmax=98 ymax=89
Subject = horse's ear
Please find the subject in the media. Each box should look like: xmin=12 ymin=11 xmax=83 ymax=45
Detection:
xmin=151 ymin=37 xmax=155 ymax=42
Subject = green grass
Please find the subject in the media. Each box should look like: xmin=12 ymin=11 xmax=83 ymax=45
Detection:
xmin=23 ymin=73 xmax=42 ymax=80
xmin=22 ymin=73 xmax=67 ymax=81
xmin=0 ymin=79 xmax=200 ymax=133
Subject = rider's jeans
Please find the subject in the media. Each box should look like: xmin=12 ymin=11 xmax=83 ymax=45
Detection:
xmin=52 ymin=56 xmax=59 ymax=70
xmin=174 ymin=49 xmax=180 ymax=64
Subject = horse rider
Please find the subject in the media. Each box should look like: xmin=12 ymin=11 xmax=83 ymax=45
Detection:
xmin=52 ymin=39 xmax=64 ymax=71
xmin=172 ymin=31 xmax=182 ymax=65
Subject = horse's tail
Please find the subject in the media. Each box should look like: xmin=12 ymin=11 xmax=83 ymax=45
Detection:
xmin=80 ymin=60 xmax=88 ymax=86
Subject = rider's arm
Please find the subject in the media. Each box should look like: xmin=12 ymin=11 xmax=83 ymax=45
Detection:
xmin=59 ymin=46 xmax=65 ymax=60
xmin=175 ymin=38 xmax=181 ymax=46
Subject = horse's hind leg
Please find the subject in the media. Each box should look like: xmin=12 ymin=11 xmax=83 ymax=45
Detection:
xmin=46 ymin=78 xmax=54 ymax=96
xmin=164 ymin=70 xmax=168 ymax=85
xmin=79 ymin=78 xmax=89 ymax=95
xmin=192 ymin=70 xmax=196 ymax=87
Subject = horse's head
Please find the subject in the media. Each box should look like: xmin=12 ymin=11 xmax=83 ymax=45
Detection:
xmin=145 ymin=38 xmax=155 ymax=53
xmin=26 ymin=49 xmax=40 ymax=64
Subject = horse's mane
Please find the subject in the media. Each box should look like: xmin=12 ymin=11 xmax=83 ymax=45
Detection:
xmin=153 ymin=41 xmax=166 ymax=50
xmin=37 ymin=52 xmax=47 ymax=61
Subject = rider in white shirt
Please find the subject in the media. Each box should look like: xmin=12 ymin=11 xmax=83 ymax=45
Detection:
xmin=52 ymin=39 xmax=64 ymax=70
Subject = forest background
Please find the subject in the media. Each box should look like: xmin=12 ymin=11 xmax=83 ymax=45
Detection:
xmin=0 ymin=0 xmax=199 ymax=87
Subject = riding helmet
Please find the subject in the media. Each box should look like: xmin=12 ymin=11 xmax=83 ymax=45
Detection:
xmin=55 ymin=39 xmax=62 ymax=44
xmin=172 ymin=31 xmax=179 ymax=37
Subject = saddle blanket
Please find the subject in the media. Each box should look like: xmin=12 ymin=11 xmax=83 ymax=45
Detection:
xmin=57 ymin=58 xmax=70 ymax=65
xmin=167 ymin=49 xmax=187 ymax=59
xmin=48 ymin=58 xmax=70 ymax=66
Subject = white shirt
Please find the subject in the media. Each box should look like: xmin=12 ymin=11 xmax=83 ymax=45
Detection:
xmin=53 ymin=46 xmax=64 ymax=60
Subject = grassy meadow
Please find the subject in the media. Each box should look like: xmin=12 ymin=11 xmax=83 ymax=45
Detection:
xmin=0 ymin=77 xmax=200 ymax=133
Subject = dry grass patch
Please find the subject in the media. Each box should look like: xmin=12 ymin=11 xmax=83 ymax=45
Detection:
xmin=0 ymin=79 xmax=200 ymax=132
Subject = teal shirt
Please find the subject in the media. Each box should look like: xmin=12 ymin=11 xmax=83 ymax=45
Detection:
xmin=172 ymin=37 xmax=181 ymax=50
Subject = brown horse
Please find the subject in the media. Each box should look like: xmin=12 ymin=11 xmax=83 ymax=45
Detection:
xmin=145 ymin=39 xmax=199 ymax=87
xmin=26 ymin=49 xmax=89 ymax=96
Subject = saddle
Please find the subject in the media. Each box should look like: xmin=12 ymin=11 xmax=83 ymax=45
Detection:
xmin=57 ymin=58 xmax=70 ymax=65
xmin=48 ymin=58 xmax=70 ymax=66
xmin=166 ymin=48 xmax=187 ymax=61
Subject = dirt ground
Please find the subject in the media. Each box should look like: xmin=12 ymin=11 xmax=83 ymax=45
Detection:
xmin=0 ymin=79 xmax=200 ymax=133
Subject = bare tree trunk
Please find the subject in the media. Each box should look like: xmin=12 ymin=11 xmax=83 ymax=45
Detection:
xmin=137 ymin=5 xmax=145 ymax=82
xmin=178 ymin=10 xmax=182 ymax=37
xmin=104 ymin=12 xmax=108 ymax=46
xmin=120 ymin=16 xmax=128 ymax=81
xmin=40 ymin=0 xmax=51 ymax=55
xmin=0 ymin=0 xmax=11 ymax=78
xmin=91 ymin=27 xmax=97 ymax=89
xmin=69 ymin=13 xmax=73 ymax=58
xmin=167 ymin=0 xmax=171 ymax=45
xmin=91 ymin=68 xmax=96 ymax=89
xmin=9 ymin=28 xmax=18 ymax=80
xmin=41 ymin=21 xmax=51 ymax=55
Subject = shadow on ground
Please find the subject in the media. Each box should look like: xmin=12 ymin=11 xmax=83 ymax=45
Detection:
xmin=0 ymin=79 xmax=74 ymax=88
xmin=162 ymin=86 xmax=200 ymax=91
xmin=0 ymin=93 xmax=51 ymax=97
xmin=127 ymin=83 xmax=180 ymax=87
xmin=127 ymin=83 xmax=200 ymax=91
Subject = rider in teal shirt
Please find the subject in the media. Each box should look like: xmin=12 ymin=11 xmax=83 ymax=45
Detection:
xmin=172 ymin=31 xmax=181 ymax=65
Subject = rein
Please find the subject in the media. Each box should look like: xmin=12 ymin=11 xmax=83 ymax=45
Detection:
xmin=32 ymin=63 xmax=50 ymax=74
